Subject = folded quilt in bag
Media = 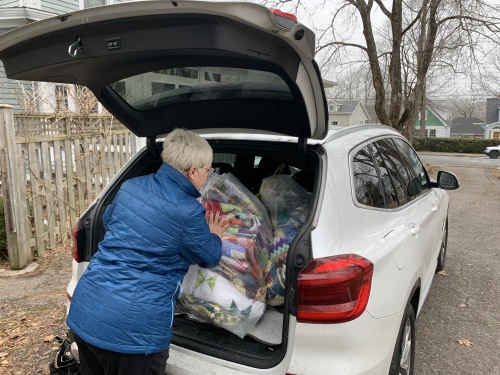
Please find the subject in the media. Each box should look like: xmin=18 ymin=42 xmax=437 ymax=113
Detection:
xmin=181 ymin=266 xmax=266 ymax=338
xmin=180 ymin=173 xmax=272 ymax=338
xmin=260 ymin=175 xmax=312 ymax=306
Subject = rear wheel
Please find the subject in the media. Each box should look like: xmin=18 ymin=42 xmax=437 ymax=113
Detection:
xmin=389 ymin=303 xmax=415 ymax=375
xmin=436 ymin=218 xmax=448 ymax=272
xmin=489 ymin=150 xmax=499 ymax=159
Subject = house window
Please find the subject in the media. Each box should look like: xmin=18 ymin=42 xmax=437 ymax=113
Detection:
xmin=157 ymin=67 xmax=199 ymax=79
xmin=203 ymin=70 xmax=238 ymax=83
xmin=55 ymin=85 xmax=69 ymax=111
xmin=331 ymin=121 xmax=338 ymax=126
xmin=429 ymin=129 xmax=436 ymax=137
xmin=151 ymin=82 xmax=175 ymax=94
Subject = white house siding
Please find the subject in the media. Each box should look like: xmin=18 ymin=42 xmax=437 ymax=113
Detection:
xmin=0 ymin=0 xmax=18 ymax=7
xmin=1 ymin=1 xmax=80 ymax=110
xmin=0 ymin=62 xmax=22 ymax=107
xmin=328 ymin=113 xmax=350 ymax=127
xmin=41 ymin=0 xmax=78 ymax=14
xmin=328 ymin=104 xmax=370 ymax=127
xmin=427 ymin=125 xmax=450 ymax=138
xmin=351 ymin=105 xmax=369 ymax=125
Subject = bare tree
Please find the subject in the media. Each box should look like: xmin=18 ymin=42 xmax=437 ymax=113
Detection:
xmin=451 ymin=97 xmax=483 ymax=118
xmin=327 ymin=64 xmax=375 ymax=102
xmin=256 ymin=0 xmax=500 ymax=140
xmin=477 ymin=49 xmax=500 ymax=96
xmin=326 ymin=0 xmax=499 ymax=139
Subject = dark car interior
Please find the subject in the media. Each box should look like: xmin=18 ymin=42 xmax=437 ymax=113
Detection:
xmin=88 ymin=139 xmax=317 ymax=257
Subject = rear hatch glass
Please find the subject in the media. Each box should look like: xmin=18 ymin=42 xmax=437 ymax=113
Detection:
xmin=111 ymin=67 xmax=291 ymax=111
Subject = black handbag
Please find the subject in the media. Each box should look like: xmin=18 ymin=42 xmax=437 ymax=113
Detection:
xmin=49 ymin=336 xmax=80 ymax=375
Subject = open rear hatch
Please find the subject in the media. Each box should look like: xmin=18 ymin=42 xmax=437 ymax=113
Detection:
xmin=0 ymin=0 xmax=328 ymax=141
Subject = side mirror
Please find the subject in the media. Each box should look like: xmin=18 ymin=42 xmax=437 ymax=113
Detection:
xmin=434 ymin=171 xmax=459 ymax=190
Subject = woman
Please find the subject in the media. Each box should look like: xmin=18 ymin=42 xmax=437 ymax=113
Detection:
xmin=67 ymin=129 xmax=228 ymax=375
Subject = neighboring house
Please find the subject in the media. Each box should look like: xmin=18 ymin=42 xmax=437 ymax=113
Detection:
xmin=327 ymin=100 xmax=371 ymax=127
xmin=483 ymin=98 xmax=500 ymax=140
xmin=449 ymin=117 xmax=485 ymax=139
xmin=0 ymin=0 xmax=80 ymax=112
xmin=414 ymin=103 xmax=451 ymax=138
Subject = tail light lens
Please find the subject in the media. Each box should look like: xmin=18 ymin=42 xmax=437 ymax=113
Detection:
xmin=297 ymin=255 xmax=373 ymax=323
xmin=71 ymin=222 xmax=79 ymax=262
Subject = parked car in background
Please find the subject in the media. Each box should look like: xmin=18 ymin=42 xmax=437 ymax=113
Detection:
xmin=484 ymin=145 xmax=500 ymax=159
xmin=0 ymin=1 xmax=460 ymax=374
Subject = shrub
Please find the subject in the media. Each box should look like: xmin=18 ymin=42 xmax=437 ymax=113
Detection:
xmin=412 ymin=137 xmax=500 ymax=154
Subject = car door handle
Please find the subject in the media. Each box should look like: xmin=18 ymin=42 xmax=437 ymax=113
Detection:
xmin=431 ymin=204 xmax=438 ymax=213
xmin=409 ymin=223 xmax=420 ymax=236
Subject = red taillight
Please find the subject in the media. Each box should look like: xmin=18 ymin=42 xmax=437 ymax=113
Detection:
xmin=269 ymin=8 xmax=297 ymax=30
xmin=297 ymin=255 xmax=373 ymax=324
xmin=71 ymin=222 xmax=79 ymax=262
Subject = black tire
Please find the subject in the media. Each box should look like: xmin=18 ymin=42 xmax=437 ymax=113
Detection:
xmin=489 ymin=151 xmax=499 ymax=159
xmin=436 ymin=218 xmax=448 ymax=272
xmin=389 ymin=303 xmax=416 ymax=375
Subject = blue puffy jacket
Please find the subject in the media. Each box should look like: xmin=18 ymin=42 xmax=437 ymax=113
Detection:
xmin=67 ymin=163 xmax=222 ymax=354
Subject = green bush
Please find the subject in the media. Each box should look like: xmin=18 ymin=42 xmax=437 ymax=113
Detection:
xmin=0 ymin=196 xmax=7 ymax=251
xmin=412 ymin=137 xmax=500 ymax=154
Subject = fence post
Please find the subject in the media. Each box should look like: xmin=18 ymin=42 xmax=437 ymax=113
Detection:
xmin=0 ymin=104 xmax=32 ymax=269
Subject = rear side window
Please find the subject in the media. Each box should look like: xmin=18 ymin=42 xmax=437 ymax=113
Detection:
xmin=374 ymin=139 xmax=411 ymax=206
xmin=352 ymin=146 xmax=386 ymax=208
xmin=352 ymin=137 xmax=430 ymax=210
xmin=393 ymin=138 xmax=430 ymax=197
xmin=368 ymin=143 xmax=400 ymax=208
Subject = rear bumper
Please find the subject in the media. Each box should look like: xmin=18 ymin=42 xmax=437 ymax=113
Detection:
xmin=165 ymin=311 xmax=403 ymax=375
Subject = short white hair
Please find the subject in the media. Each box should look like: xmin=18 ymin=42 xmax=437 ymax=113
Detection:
xmin=161 ymin=128 xmax=212 ymax=172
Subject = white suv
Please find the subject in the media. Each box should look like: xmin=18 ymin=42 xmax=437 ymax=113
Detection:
xmin=0 ymin=2 xmax=459 ymax=374
xmin=484 ymin=145 xmax=500 ymax=159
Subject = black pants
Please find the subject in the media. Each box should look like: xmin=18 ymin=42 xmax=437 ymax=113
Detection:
xmin=74 ymin=335 xmax=169 ymax=375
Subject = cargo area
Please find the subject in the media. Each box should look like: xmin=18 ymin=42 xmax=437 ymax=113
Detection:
xmin=83 ymin=138 xmax=321 ymax=369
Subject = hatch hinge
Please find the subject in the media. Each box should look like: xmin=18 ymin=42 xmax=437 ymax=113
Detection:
xmin=297 ymin=137 xmax=307 ymax=165
xmin=147 ymin=136 xmax=160 ymax=161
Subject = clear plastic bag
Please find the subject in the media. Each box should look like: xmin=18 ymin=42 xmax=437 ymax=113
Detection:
xmin=260 ymin=175 xmax=312 ymax=306
xmin=179 ymin=173 xmax=272 ymax=338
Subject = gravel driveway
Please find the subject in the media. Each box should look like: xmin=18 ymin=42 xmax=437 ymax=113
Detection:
xmin=415 ymin=165 xmax=500 ymax=375
xmin=0 ymin=161 xmax=499 ymax=375
xmin=0 ymin=246 xmax=71 ymax=375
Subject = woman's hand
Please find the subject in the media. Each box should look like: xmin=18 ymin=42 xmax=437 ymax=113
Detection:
xmin=207 ymin=210 xmax=229 ymax=238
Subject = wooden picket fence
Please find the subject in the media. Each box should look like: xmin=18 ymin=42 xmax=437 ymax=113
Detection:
xmin=0 ymin=106 xmax=138 ymax=269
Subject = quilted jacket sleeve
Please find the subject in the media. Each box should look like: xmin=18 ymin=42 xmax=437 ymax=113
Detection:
xmin=101 ymin=200 xmax=116 ymax=231
xmin=179 ymin=208 xmax=222 ymax=268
